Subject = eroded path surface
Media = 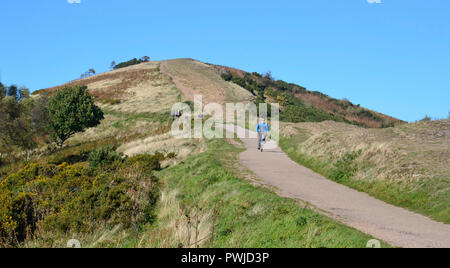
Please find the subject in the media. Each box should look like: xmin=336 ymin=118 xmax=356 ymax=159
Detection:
xmin=223 ymin=124 xmax=450 ymax=248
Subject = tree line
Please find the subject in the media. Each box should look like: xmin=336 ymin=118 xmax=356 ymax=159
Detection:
xmin=0 ymin=83 xmax=103 ymax=163
xmin=110 ymin=56 xmax=150 ymax=70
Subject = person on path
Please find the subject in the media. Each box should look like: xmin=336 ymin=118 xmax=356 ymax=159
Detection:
xmin=256 ymin=118 xmax=270 ymax=151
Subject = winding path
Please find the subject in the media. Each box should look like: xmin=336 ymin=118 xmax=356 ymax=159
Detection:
xmin=223 ymin=124 xmax=450 ymax=248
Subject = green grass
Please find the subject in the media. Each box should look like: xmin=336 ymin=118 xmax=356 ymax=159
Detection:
xmin=145 ymin=139 xmax=389 ymax=248
xmin=280 ymin=137 xmax=450 ymax=224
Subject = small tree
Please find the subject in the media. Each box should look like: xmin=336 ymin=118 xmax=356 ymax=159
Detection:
xmin=89 ymin=68 xmax=96 ymax=76
xmin=0 ymin=82 xmax=6 ymax=100
xmin=47 ymin=85 xmax=104 ymax=148
xmin=141 ymin=56 xmax=150 ymax=62
xmin=18 ymin=86 xmax=30 ymax=102
xmin=110 ymin=60 xmax=116 ymax=70
xmin=31 ymin=94 xmax=51 ymax=138
xmin=220 ymin=70 xmax=232 ymax=81
xmin=420 ymin=115 xmax=432 ymax=122
xmin=263 ymin=71 xmax=274 ymax=81
xmin=7 ymin=85 xmax=18 ymax=99
xmin=0 ymin=90 xmax=36 ymax=160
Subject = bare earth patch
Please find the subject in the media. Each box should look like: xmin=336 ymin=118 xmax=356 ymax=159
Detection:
xmin=160 ymin=58 xmax=253 ymax=104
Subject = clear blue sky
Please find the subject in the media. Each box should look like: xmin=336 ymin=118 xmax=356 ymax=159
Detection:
xmin=1 ymin=0 xmax=449 ymax=122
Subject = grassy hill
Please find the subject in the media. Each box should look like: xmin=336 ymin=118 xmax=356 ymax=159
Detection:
xmin=2 ymin=58 xmax=443 ymax=248
xmin=280 ymin=119 xmax=450 ymax=223
xmin=212 ymin=64 xmax=404 ymax=128
xmin=1 ymin=59 xmax=393 ymax=248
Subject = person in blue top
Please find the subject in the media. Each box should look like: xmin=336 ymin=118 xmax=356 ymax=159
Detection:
xmin=256 ymin=118 xmax=270 ymax=152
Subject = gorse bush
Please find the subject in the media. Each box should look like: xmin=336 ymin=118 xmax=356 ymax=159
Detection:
xmin=0 ymin=152 xmax=161 ymax=247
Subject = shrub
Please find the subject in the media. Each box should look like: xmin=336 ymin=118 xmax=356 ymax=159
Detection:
xmin=87 ymin=145 xmax=124 ymax=169
xmin=231 ymin=76 xmax=247 ymax=88
xmin=381 ymin=119 xmax=395 ymax=128
xmin=166 ymin=152 xmax=176 ymax=159
xmin=0 ymin=153 xmax=161 ymax=246
xmin=420 ymin=115 xmax=432 ymax=122
xmin=221 ymin=72 xmax=232 ymax=82
xmin=124 ymin=154 xmax=161 ymax=175
xmin=252 ymin=72 xmax=262 ymax=78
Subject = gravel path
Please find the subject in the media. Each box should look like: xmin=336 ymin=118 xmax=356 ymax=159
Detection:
xmin=223 ymin=124 xmax=450 ymax=248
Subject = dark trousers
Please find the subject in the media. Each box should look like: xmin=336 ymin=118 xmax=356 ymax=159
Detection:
xmin=258 ymin=132 xmax=267 ymax=148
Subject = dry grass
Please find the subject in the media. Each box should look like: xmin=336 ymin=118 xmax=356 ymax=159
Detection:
xmin=36 ymin=62 xmax=185 ymax=114
xmin=138 ymin=189 xmax=216 ymax=248
xmin=282 ymin=119 xmax=450 ymax=183
xmin=280 ymin=119 xmax=450 ymax=222
xmin=117 ymin=132 xmax=207 ymax=167
xmin=34 ymin=61 xmax=190 ymax=156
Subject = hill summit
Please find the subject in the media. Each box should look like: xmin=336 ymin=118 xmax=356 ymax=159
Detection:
xmin=35 ymin=58 xmax=403 ymax=128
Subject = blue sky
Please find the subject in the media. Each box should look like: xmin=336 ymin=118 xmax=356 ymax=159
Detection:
xmin=0 ymin=0 xmax=449 ymax=122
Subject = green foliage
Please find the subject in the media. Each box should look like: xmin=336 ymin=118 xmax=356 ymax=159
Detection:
xmin=140 ymin=56 xmax=150 ymax=62
xmin=252 ymin=72 xmax=262 ymax=78
xmin=267 ymin=90 xmax=336 ymax=123
xmin=87 ymin=145 xmax=124 ymax=169
xmin=0 ymin=85 xmax=36 ymax=155
xmin=114 ymin=57 xmax=149 ymax=70
xmin=420 ymin=115 xmax=432 ymax=122
xmin=0 ymin=83 xmax=6 ymax=100
xmin=154 ymin=139 xmax=383 ymax=248
xmin=221 ymin=70 xmax=396 ymax=128
xmin=331 ymin=151 xmax=361 ymax=182
xmin=231 ymin=76 xmax=247 ymax=88
xmin=0 ymin=151 xmax=161 ymax=246
xmin=124 ymin=154 xmax=161 ymax=174
xmin=381 ymin=119 xmax=395 ymax=128
xmin=31 ymin=94 xmax=51 ymax=137
xmin=47 ymin=85 xmax=104 ymax=147
xmin=6 ymin=85 xmax=18 ymax=99
xmin=223 ymin=72 xmax=342 ymax=124
xmin=220 ymin=72 xmax=232 ymax=81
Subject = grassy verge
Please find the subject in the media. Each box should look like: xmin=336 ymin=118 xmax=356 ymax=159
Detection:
xmin=138 ymin=138 xmax=389 ymax=248
xmin=280 ymin=137 xmax=450 ymax=224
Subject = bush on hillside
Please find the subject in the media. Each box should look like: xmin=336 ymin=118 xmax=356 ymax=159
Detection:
xmin=0 ymin=153 xmax=161 ymax=247
xmin=87 ymin=145 xmax=124 ymax=169
xmin=221 ymin=71 xmax=232 ymax=82
xmin=114 ymin=56 xmax=150 ymax=70
xmin=420 ymin=115 xmax=432 ymax=122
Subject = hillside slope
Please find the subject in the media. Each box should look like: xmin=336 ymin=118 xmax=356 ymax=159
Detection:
xmin=280 ymin=119 xmax=450 ymax=223
xmin=1 ymin=59 xmax=393 ymax=248
xmin=36 ymin=58 xmax=403 ymax=128
xmin=16 ymin=58 xmax=445 ymax=247
xmin=213 ymin=64 xmax=404 ymax=128
xmin=160 ymin=58 xmax=254 ymax=104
